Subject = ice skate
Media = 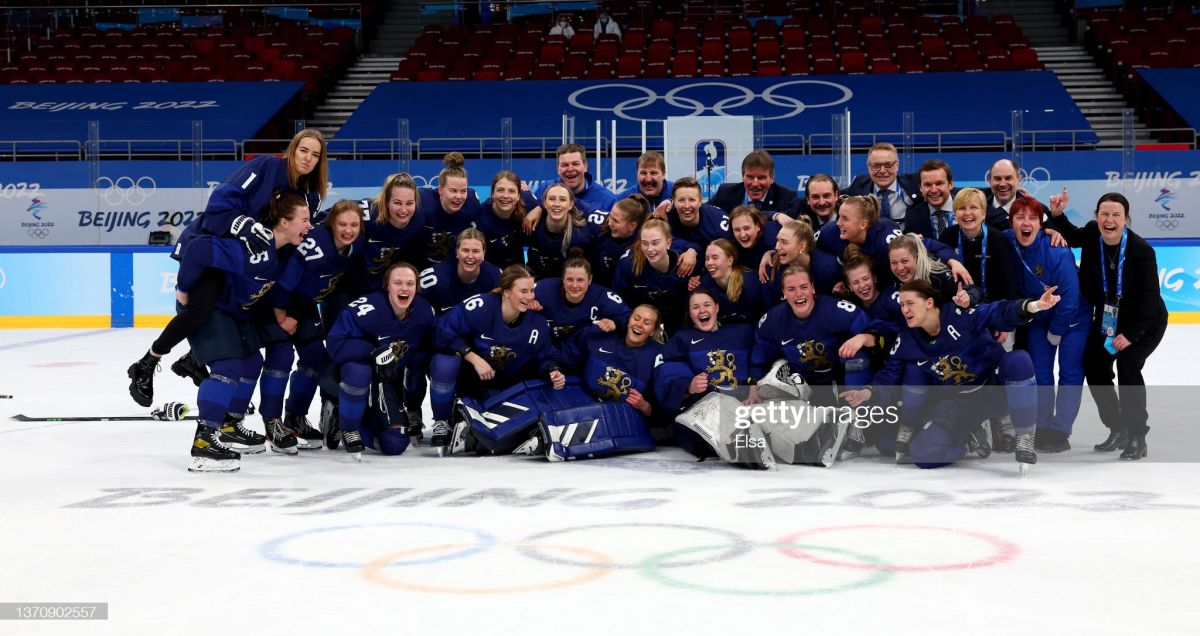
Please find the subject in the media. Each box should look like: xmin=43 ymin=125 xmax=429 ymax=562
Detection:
xmin=894 ymin=424 xmax=915 ymax=464
xmin=342 ymin=430 xmax=365 ymax=462
xmin=284 ymin=412 xmax=323 ymax=450
xmin=188 ymin=424 xmax=240 ymax=473
xmin=967 ymin=421 xmax=992 ymax=459
xmin=406 ymin=409 xmax=424 ymax=444
xmin=264 ymin=416 xmax=298 ymax=455
xmin=218 ymin=414 xmax=266 ymax=455
xmin=1016 ymin=431 xmax=1037 ymax=477
xmin=430 ymin=419 xmax=451 ymax=455
xmin=837 ymin=424 xmax=866 ymax=462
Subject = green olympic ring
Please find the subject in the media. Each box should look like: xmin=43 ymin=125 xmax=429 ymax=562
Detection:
xmin=636 ymin=542 xmax=895 ymax=596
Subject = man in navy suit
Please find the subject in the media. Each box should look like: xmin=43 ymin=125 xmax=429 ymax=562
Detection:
xmin=904 ymin=159 xmax=959 ymax=239
xmin=709 ymin=150 xmax=799 ymax=225
xmin=790 ymin=173 xmax=840 ymax=228
xmin=842 ymin=142 xmax=921 ymax=227
xmin=982 ymin=158 xmax=1025 ymax=230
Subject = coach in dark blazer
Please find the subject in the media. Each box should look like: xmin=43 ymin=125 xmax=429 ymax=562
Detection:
xmin=709 ymin=150 xmax=799 ymax=223
xmin=903 ymin=159 xmax=959 ymax=236
xmin=841 ymin=143 xmax=922 ymax=227
xmin=1047 ymin=191 xmax=1167 ymax=461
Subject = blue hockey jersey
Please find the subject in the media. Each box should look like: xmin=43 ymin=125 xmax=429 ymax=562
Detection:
xmin=419 ymin=258 xmax=502 ymax=314
xmin=534 ymin=278 xmax=632 ymax=344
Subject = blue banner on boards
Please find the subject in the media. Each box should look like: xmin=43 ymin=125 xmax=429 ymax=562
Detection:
xmin=337 ymin=72 xmax=1097 ymax=150
xmin=0 ymin=82 xmax=303 ymax=149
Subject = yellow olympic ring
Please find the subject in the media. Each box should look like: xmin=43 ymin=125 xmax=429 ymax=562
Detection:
xmin=359 ymin=542 xmax=615 ymax=595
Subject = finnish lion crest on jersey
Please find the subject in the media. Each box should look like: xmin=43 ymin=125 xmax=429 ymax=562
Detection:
xmin=488 ymin=344 xmax=517 ymax=371
xmin=932 ymin=355 xmax=975 ymax=385
xmin=706 ymin=349 xmax=738 ymax=389
xmin=596 ymin=366 xmax=632 ymax=400
xmin=369 ymin=247 xmax=397 ymax=274
xmin=242 ymin=281 xmax=276 ymax=311
xmin=795 ymin=340 xmax=832 ymax=371
xmin=389 ymin=340 xmax=410 ymax=362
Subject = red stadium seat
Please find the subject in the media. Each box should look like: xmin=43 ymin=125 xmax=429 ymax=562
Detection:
xmin=841 ymin=51 xmax=867 ymax=73
xmin=587 ymin=62 xmax=614 ymax=79
xmin=700 ymin=58 xmax=725 ymax=77
xmin=616 ymin=53 xmax=642 ymax=78
xmin=983 ymin=50 xmax=1011 ymax=71
xmin=1011 ymin=47 xmax=1042 ymax=70
xmin=672 ymin=53 xmax=698 ymax=77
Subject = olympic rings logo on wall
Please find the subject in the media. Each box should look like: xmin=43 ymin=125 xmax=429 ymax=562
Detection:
xmin=259 ymin=522 xmax=1019 ymax=596
xmin=94 ymin=176 xmax=157 ymax=206
xmin=1155 ymin=218 xmax=1181 ymax=231
xmin=26 ymin=228 xmax=50 ymax=239
xmin=567 ymin=81 xmax=854 ymax=122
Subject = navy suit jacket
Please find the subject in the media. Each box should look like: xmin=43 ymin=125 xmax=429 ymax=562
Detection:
xmin=710 ymin=182 xmax=799 ymax=216
xmin=903 ymin=187 xmax=961 ymax=236
xmin=842 ymin=173 xmax=922 ymax=205
xmin=983 ymin=189 xmax=1038 ymax=231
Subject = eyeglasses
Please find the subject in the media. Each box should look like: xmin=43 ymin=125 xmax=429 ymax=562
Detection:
xmin=868 ymin=161 xmax=898 ymax=171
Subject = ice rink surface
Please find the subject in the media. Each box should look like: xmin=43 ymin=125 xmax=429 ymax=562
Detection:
xmin=2 ymin=327 xmax=1199 ymax=636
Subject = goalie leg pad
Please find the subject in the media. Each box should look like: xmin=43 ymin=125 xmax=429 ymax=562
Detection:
xmin=540 ymin=400 xmax=655 ymax=461
xmin=455 ymin=380 xmax=593 ymax=454
xmin=757 ymin=399 xmax=846 ymax=467
xmin=674 ymin=392 xmax=774 ymax=469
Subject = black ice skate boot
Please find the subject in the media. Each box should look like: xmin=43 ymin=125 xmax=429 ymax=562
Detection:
xmin=127 ymin=351 xmax=160 ymax=408
xmin=285 ymin=412 xmax=323 ymax=450
xmin=189 ymin=424 xmax=241 ymax=473
xmin=218 ymin=414 xmax=266 ymax=455
xmin=171 ymin=350 xmax=209 ymax=387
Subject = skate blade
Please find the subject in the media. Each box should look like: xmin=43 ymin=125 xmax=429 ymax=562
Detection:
xmin=348 ymin=452 xmax=364 ymax=463
xmin=436 ymin=445 xmax=450 ymax=458
xmin=227 ymin=443 xmax=266 ymax=455
xmin=188 ymin=457 xmax=240 ymax=473
xmin=823 ymin=421 xmax=851 ymax=468
xmin=1018 ymin=462 xmax=1032 ymax=477
xmin=296 ymin=439 xmax=324 ymax=450
xmin=269 ymin=443 xmax=299 ymax=456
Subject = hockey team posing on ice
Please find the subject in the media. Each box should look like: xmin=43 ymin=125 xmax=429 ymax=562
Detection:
xmin=125 ymin=130 xmax=1169 ymax=474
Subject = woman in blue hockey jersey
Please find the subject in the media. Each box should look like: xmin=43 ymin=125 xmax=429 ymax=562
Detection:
xmin=663 ymin=176 xmax=732 ymax=247
xmin=542 ymin=304 xmax=665 ymax=461
xmin=326 ymin=262 xmax=437 ymax=460
xmin=256 ymin=199 xmax=364 ymax=454
xmin=1007 ymin=195 xmax=1090 ymax=453
xmin=612 ymin=218 xmax=693 ymax=334
xmin=594 ymin=194 xmax=699 ymax=288
xmin=532 ymin=256 xmax=631 ymax=348
xmin=693 ymin=238 xmax=769 ymax=325
xmin=730 ymin=205 xmax=781 ymax=271
xmin=357 ymin=172 xmax=426 ymax=298
xmin=526 ymin=183 xmax=598 ymax=279
xmin=177 ymin=192 xmax=313 ymax=473
xmin=654 ymin=288 xmax=756 ymax=458
xmin=414 ymin=153 xmax=485 ymax=269
xmin=841 ymin=279 xmax=1061 ymax=472
xmin=128 ymin=128 xmax=328 ymax=407
xmin=428 ymin=265 xmax=566 ymax=455
xmin=476 ymin=170 xmax=535 ymax=269
xmin=762 ymin=219 xmax=841 ymax=298
xmin=419 ymin=228 xmax=502 ymax=314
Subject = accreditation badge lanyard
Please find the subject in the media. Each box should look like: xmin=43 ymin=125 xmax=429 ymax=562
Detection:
xmin=1099 ymin=227 xmax=1127 ymax=338
xmin=958 ymin=224 xmax=988 ymax=296
xmin=1011 ymin=234 xmax=1047 ymax=291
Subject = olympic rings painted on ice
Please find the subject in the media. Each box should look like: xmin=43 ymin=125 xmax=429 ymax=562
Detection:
xmin=258 ymin=522 xmax=496 ymax=569
xmin=260 ymin=522 xmax=1021 ymax=596
xmin=360 ymin=542 xmax=615 ymax=595
xmin=638 ymin=543 xmax=894 ymax=596
xmin=95 ymin=175 xmax=157 ymax=206
xmin=517 ymin=522 xmax=754 ymax=569
xmin=776 ymin=524 xmax=1020 ymax=572
xmin=567 ymin=80 xmax=853 ymax=122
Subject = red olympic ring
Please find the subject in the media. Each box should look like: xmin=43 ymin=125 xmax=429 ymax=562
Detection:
xmin=776 ymin=524 xmax=1020 ymax=572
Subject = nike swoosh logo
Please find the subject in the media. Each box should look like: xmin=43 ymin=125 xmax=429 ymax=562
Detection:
xmin=254 ymin=276 xmax=268 ymax=281
xmin=1068 ymin=322 xmax=1081 ymax=328
xmin=690 ymin=338 xmax=704 ymax=344
xmin=634 ymin=285 xmax=648 ymax=289
xmin=320 ymin=274 xmax=333 ymax=279
xmin=599 ymin=347 xmax=613 ymax=353
xmin=378 ymin=335 xmax=389 ymax=340
xmin=781 ymin=338 xmax=794 ymax=345
xmin=368 ymin=239 xmax=382 ymax=243
xmin=480 ymin=335 xmax=493 ymax=340
xmin=917 ymin=360 xmax=928 ymax=367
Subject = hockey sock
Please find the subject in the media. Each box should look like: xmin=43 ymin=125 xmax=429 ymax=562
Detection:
xmin=338 ymin=362 xmax=371 ymax=434
xmin=404 ymin=366 xmax=428 ymax=413
xmin=228 ymin=352 xmax=264 ymax=418
xmin=198 ymin=359 xmax=240 ymax=429
xmin=258 ymin=344 xmax=293 ymax=419
xmin=284 ymin=340 xmax=327 ymax=416
xmin=429 ymin=353 xmax=462 ymax=421
xmin=843 ymin=351 xmax=872 ymax=389
xmin=1001 ymin=350 xmax=1038 ymax=435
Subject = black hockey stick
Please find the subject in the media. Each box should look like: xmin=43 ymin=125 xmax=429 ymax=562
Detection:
xmin=12 ymin=401 xmax=197 ymax=422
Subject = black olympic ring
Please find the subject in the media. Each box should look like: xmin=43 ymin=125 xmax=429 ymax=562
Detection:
xmin=515 ymin=522 xmax=755 ymax=569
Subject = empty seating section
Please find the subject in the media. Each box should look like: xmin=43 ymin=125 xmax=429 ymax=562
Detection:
xmin=391 ymin=4 xmax=1041 ymax=82
xmin=0 ymin=18 xmax=356 ymax=95
xmin=1079 ymin=4 xmax=1200 ymax=98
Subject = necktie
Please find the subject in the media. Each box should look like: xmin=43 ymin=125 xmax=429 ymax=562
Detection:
xmin=879 ymin=189 xmax=892 ymax=220
xmin=935 ymin=210 xmax=948 ymax=236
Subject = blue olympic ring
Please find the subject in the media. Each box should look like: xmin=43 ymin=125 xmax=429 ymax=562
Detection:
xmin=258 ymin=522 xmax=496 ymax=569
